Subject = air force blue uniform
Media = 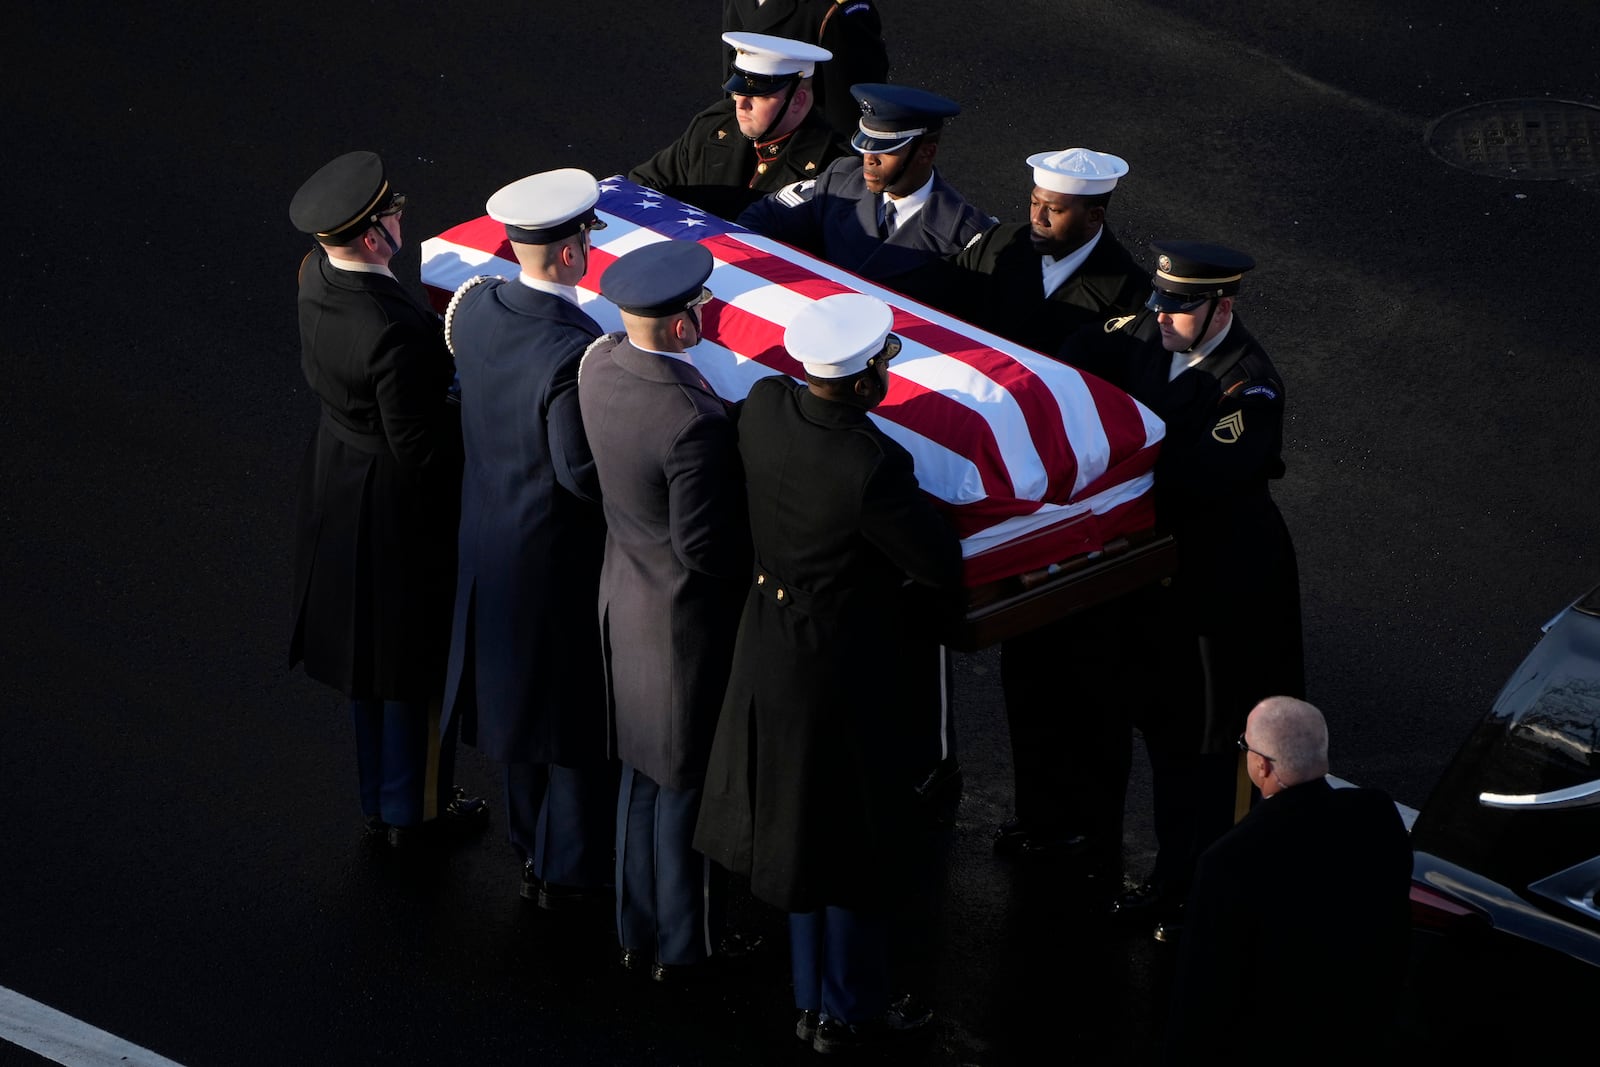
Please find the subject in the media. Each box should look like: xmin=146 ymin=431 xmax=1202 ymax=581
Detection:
xmin=442 ymin=276 xmax=615 ymax=890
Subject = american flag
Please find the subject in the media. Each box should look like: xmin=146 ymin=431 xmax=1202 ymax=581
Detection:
xmin=420 ymin=178 xmax=1162 ymax=587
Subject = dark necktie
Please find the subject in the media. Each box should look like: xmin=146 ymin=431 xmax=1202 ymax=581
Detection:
xmin=880 ymin=198 xmax=897 ymax=237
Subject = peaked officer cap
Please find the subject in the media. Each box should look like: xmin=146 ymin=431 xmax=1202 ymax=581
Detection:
xmin=722 ymin=32 xmax=832 ymax=96
xmin=486 ymin=169 xmax=605 ymax=244
xmin=290 ymin=151 xmax=393 ymax=243
xmin=849 ymin=84 xmax=961 ymax=154
xmin=785 ymin=293 xmax=896 ymax=379
xmin=600 ymin=241 xmax=715 ymax=317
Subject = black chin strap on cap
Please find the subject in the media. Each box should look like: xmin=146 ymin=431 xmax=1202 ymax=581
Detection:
xmin=1191 ymin=297 xmax=1220 ymax=350
xmin=751 ymin=79 xmax=801 ymax=143
xmin=370 ymin=215 xmax=400 ymax=256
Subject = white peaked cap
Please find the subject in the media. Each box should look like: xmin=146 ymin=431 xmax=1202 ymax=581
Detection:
xmin=785 ymin=293 xmax=895 ymax=380
xmin=486 ymin=168 xmax=600 ymax=230
xmin=1027 ymin=148 xmax=1129 ymax=195
xmin=722 ymin=31 xmax=832 ymax=78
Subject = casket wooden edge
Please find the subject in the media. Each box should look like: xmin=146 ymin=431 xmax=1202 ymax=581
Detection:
xmin=916 ymin=531 xmax=1178 ymax=652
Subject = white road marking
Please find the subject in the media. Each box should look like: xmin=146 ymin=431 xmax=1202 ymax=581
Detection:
xmin=0 ymin=986 xmax=188 ymax=1067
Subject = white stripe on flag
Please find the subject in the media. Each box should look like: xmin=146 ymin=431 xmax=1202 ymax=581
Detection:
xmin=0 ymin=986 xmax=188 ymax=1067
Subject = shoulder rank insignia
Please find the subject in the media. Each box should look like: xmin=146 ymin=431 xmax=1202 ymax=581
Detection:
xmin=1241 ymin=383 xmax=1279 ymax=400
xmin=805 ymin=160 xmax=816 ymax=171
xmin=1104 ymin=313 xmax=1136 ymax=333
xmin=717 ymin=129 xmax=727 ymax=139
xmin=1211 ymin=410 xmax=1245 ymax=443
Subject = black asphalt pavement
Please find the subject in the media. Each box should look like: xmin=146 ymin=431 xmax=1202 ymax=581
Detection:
xmin=5 ymin=2 xmax=1599 ymax=1064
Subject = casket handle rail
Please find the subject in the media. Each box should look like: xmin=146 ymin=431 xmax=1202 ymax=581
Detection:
xmin=922 ymin=530 xmax=1178 ymax=652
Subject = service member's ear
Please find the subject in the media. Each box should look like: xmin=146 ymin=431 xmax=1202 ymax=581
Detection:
xmin=916 ymin=140 xmax=940 ymax=166
xmin=1087 ymin=205 xmax=1107 ymax=227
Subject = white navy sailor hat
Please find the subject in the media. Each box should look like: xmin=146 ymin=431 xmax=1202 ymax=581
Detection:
xmin=722 ymin=31 xmax=832 ymax=96
xmin=849 ymin=84 xmax=961 ymax=154
xmin=485 ymin=168 xmax=606 ymax=244
xmin=785 ymin=293 xmax=900 ymax=380
xmin=290 ymin=150 xmax=402 ymax=244
xmin=1027 ymin=147 xmax=1129 ymax=196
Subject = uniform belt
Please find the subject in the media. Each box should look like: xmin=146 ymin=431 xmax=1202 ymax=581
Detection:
xmin=319 ymin=408 xmax=386 ymax=455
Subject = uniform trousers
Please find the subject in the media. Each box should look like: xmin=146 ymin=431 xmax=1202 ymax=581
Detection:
xmin=790 ymin=907 xmax=889 ymax=1024
xmin=616 ymin=763 xmax=723 ymax=966
xmin=506 ymin=761 xmax=617 ymax=888
xmin=350 ymin=698 xmax=457 ymax=828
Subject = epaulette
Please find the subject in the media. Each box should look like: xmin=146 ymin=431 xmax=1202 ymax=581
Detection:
xmin=442 ymin=274 xmax=502 ymax=357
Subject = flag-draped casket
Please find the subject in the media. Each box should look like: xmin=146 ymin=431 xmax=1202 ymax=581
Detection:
xmin=421 ymin=179 xmax=1172 ymax=645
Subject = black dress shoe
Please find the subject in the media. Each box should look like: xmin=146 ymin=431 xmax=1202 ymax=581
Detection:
xmin=385 ymin=823 xmax=418 ymax=850
xmin=811 ymin=1000 xmax=934 ymax=1055
xmin=619 ymin=948 xmax=645 ymax=972
xmin=1109 ymin=881 xmax=1185 ymax=924
xmin=435 ymin=788 xmax=491 ymax=836
xmin=1153 ymin=917 xmax=1184 ymax=944
xmin=992 ymin=818 xmax=1092 ymax=859
xmin=536 ymin=881 xmax=609 ymax=911
xmin=795 ymin=1010 xmax=820 ymax=1043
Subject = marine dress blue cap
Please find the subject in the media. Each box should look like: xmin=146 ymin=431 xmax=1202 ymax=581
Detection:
xmin=600 ymin=240 xmax=716 ymax=317
xmin=486 ymin=168 xmax=605 ymax=244
xmin=289 ymin=150 xmax=392 ymax=243
xmin=848 ymin=84 xmax=961 ymax=154
xmin=1145 ymin=240 xmax=1255 ymax=312
xmin=722 ymin=31 xmax=833 ymax=96
xmin=785 ymin=293 xmax=895 ymax=379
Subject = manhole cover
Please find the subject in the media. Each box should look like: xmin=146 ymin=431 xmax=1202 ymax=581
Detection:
xmin=1426 ymin=99 xmax=1600 ymax=179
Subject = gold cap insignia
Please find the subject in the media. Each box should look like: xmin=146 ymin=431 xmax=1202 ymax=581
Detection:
xmin=1158 ymin=254 xmax=1172 ymax=273
xmin=1211 ymin=410 xmax=1245 ymax=443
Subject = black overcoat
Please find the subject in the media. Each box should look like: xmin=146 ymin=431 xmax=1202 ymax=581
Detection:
xmin=722 ymin=0 xmax=889 ymax=137
xmin=440 ymin=278 xmax=608 ymax=765
xmin=736 ymin=157 xmax=994 ymax=286
xmin=289 ymin=248 xmax=462 ymax=700
xmin=629 ymin=100 xmax=848 ymax=221
xmin=575 ymin=334 xmax=750 ymax=791
xmin=1165 ymin=779 xmax=1413 ymax=1063
xmin=694 ymin=377 xmax=962 ymax=913
xmin=936 ymin=223 xmax=1149 ymax=353
xmin=1063 ymin=313 xmax=1304 ymax=749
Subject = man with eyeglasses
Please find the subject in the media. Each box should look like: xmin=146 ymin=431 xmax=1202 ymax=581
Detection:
xmin=696 ymin=293 xmax=961 ymax=1054
xmin=736 ymin=83 xmax=994 ymax=293
xmin=288 ymin=150 xmax=487 ymax=850
xmin=438 ymin=169 xmax=617 ymax=909
xmin=577 ymin=240 xmax=753 ymax=982
xmin=1058 ymin=242 xmax=1304 ymax=935
xmin=630 ymin=32 xmax=848 ymax=221
xmin=1165 ymin=697 xmax=1411 ymax=1062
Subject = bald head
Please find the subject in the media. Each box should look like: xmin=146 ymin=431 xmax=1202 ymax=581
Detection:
xmin=1245 ymin=696 xmax=1330 ymax=793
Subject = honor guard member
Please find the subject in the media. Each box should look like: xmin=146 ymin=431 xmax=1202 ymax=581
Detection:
xmin=1060 ymin=242 xmax=1305 ymax=936
xmin=287 ymin=151 xmax=487 ymax=850
xmin=630 ymin=32 xmax=849 ymax=221
xmin=722 ymin=0 xmax=889 ymax=138
xmin=940 ymin=149 xmax=1149 ymax=870
xmin=934 ymin=147 xmax=1147 ymax=354
xmin=440 ymin=169 xmax=617 ymax=908
xmin=736 ymin=83 xmax=994 ymax=292
xmin=575 ymin=241 xmax=753 ymax=981
xmin=695 ymin=294 xmax=961 ymax=1054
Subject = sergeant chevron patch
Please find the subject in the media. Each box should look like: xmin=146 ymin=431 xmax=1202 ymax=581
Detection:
xmin=1212 ymin=410 xmax=1245 ymax=443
